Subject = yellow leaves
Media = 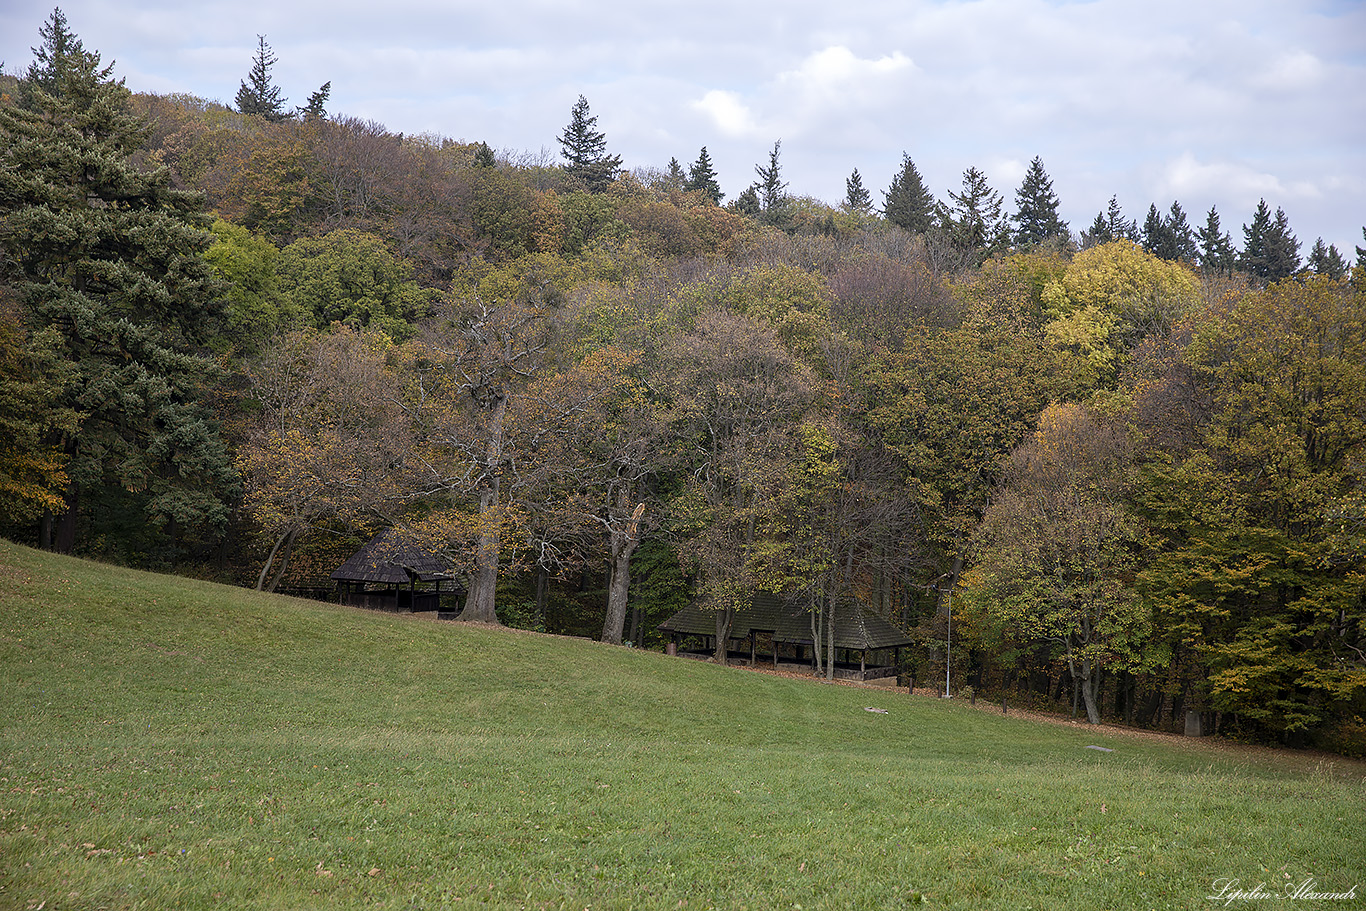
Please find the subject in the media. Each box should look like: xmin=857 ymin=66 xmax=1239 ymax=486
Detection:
xmin=1044 ymin=240 xmax=1199 ymax=321
xmin=1045 ymin=305 xmax=1119 ymax=368
xmin=0 ymin=446 xmax=69 ymax=520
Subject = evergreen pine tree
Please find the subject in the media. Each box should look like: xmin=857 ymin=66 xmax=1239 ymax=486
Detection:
xmin=1012 ymin=156 xmax=1067 ymax=247
xmin=558 ymin=95 xmax=623 ymax=192
xmin=473 ymin=141 xmax=496 ymax=168
xmin=20 ymin=7 xmax=83 ymax=109
xmin=1239 ymin=199 xmax=1273 ymax=278
xmin=1107 ymin=196 xmax=1138 ymax=241
xmin=1241 ymin=200 xmax=1300 ymax=281
xmin=0 ymin=24 xmax=236 ymax=553
xmin=684 ymin=146 xmax=723 ymax=204
xmin=1354 ymin=227 xmax=1366 ymax=290
xmin=1265 ymin=206 xmax=1302 ymax=280
xmin=754 ymin=140 xmax=789 ymax=215
xmin=1081 ymin=211 xmax=1112 ymax=248
xmin=1196 ymin=206 xmax=1237 ymax=274
xmin=235 ymin=35 xmax=289 ymax=121
xmin=666 ymin=157 xmax=686 ymax=187
xmin=731 ymin=185 xmax=761 ymax=218
xmin=1165 ymin=201 xmax=1198 ymax=262
xmin=1306 ymin=238 xmax=1348 ymax=281
xmin=1141 ymin=203 xmax=1170 ymax=256
xmin=1084 ymin=196 xmax=1138 ymax=247
xmin=942 ymin=166 xmax=1008 ymax=259
xmin=844 ymin=168 xmax=872 ymax=212
xmin=298 ymin=81 xmax=330 ymax=119
xmin=882 ymin=152 xmax=935 ymax=234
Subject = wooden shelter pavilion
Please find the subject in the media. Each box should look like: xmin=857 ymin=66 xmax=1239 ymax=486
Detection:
xmin=658 ymin=592 xmax=911 ymax=680
xmin=330 ymin=529 xmax=459 ymax=613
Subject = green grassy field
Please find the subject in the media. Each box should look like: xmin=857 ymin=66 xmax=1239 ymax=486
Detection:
xmin=1 ymin=540 xmax=1362 ymax=910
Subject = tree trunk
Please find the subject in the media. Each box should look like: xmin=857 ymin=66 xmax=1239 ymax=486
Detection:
xmin=628 ymin=603 xmax=642 ymax=647
xmin=825 ymin=593 xmax=836 ymax=681
xmin=713 ymin=607 xmax=733 ymax=665
xmin=256 ymin=528 xmax=296 ymax=591
xmin=534 ymin=565 xmax=548 ymax=631
xmin=462 ymin=394 xmax=507 ymax=624
xmin=265 ymin=529 xmax=299 ymax=593
xmin=601 ymin=502 xmax=646 ymax=645
xmin=1077 ymin=658 xmax=1102 ymax=724
xmin=54 ymin=481 xmax=78 ymax=554
xmin=463 ymin=480 xmax=502 ymax=623
xmin=810 ymin=603 xmax=823 ymax=676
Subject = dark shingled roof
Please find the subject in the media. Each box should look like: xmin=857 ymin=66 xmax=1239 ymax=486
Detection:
xmin=330 ymin=529 xmax=453 ymax=585
xmin=658 ymin=592 xmax=911 ymax=651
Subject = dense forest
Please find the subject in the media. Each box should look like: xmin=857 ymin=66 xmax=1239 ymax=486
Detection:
xmin=2 ymin=12 xmax=1363 ymax=752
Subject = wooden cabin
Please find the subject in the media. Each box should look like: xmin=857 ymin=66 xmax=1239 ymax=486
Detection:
xmin=330 ymin=529 xmax=460 ymax=613
xmin=658 ymin=592 xmax=911 ymax=681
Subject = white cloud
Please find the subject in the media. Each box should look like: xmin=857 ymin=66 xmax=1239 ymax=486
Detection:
xmin=691 ymin=90 xmax=760 ymax=138
xmin=1252 ymin=49 xmax=1326 ymax=91
xmin=1158 ymin=152 xmax=1326 ymax=207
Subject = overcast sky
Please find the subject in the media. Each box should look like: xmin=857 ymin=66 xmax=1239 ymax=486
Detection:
xmin=3 ymin=0 xmax=1363 ymax=255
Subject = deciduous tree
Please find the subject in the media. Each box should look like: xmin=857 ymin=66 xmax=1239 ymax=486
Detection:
xmin=967 ymin=403 xmax=1148 ymax=724
xmin=277 ymin=228 xmax=434 ymax=340
xmin=238 ymin=326 xmax=411 ymax=590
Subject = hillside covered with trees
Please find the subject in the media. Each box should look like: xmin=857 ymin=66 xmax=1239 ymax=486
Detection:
xmin=2 ymin=11 xmax=1363 ymax=752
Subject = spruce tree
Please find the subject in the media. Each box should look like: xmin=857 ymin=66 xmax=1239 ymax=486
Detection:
xmin=942 ymin=166 xmax=1008 ymax=259
xmin=666 ymin=157 xmax=686 ymax=187
xmin=1196 ymin=206 xmax=1236 ymax=274
xmin=20 ymin=7 xmax=83 ymax=110
xmin=1307 ymin=238 xmax=1348 ymax=281
xmin=0 ymin=26 xmax=235 ymax=553
xmin=1107 ymin=196 xmax=1138 ymax=241
xmin=882 ymin=152 xmax=935 ymax=233
xmin=684 ymin=146 xmax=723 ymax=204
xmin=1081 ymin=211 xmax=1112 ymax=248
xmin=558 ymin=95 xmax=622 ymax=192
xmin=1012 ymin=156 xmax=1067 ymax=247
xmin=298 ymin=81 xmax=330 ymax=119
xmin=844 ymin=168 xmax=872 ymax=212
xmin=1082 ymin=196 xmax=1137 ymax=248
xmin=754 ymin=140 xmax=789 ymax=214
xmin=1141 ymin=203 xmax=1169 ymax=256
xmin=1165 ymin=201 xmax=1198 ymax=262
xmin=731 ymin=185 xmax=761 ymax=218
xmin=1241 ymin=200 xmax=1300 ymax=282
xmin=1265 ymin=206 xmax=1302 ymax=280
xmin=235 ymin=35 xmax=289 ymax=121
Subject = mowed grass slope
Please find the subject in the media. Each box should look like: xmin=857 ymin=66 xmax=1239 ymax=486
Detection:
xmin=0 ymin=541 xmax=1362 ymax=911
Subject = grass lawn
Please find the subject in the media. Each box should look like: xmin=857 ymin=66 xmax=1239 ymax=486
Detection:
xmin=1 ymin=540 xmax=1362 ymax=910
